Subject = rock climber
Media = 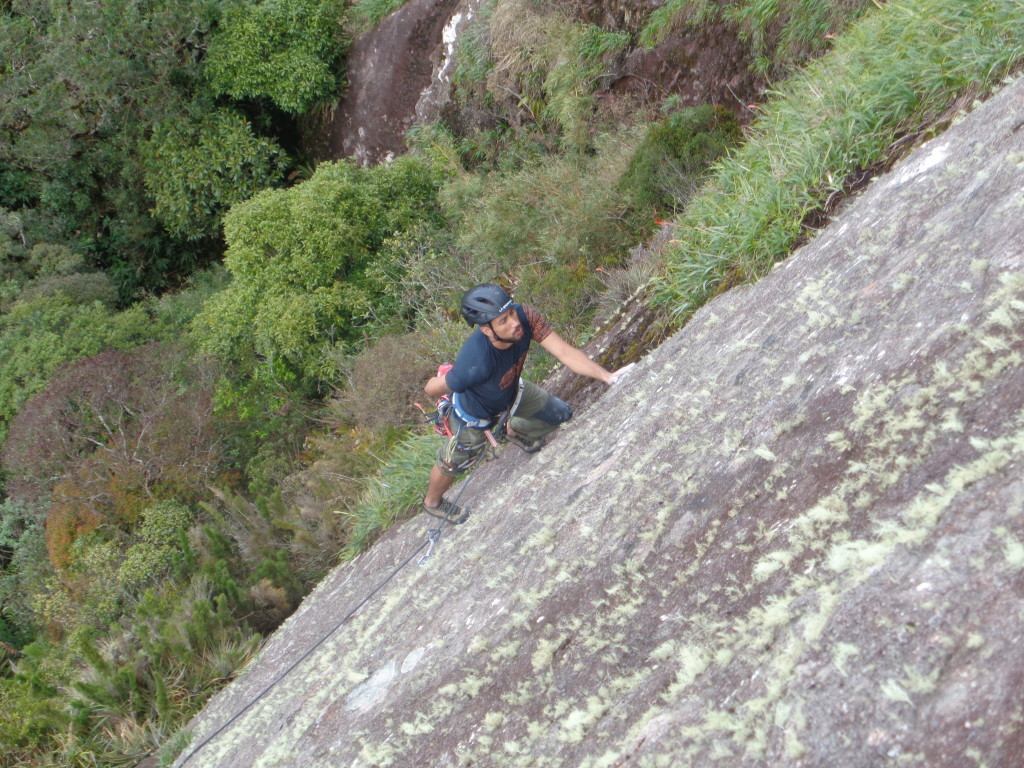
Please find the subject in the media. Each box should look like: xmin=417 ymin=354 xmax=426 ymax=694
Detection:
xmin=422 ymin=283 xmax=633 ymax=522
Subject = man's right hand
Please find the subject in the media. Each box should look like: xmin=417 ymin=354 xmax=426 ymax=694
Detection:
xmin=607 ymin=363 xmax=636 ymax=385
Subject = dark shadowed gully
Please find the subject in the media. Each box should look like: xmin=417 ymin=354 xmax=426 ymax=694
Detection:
xmin=177 ymin=76 xmax=1024 ymax=768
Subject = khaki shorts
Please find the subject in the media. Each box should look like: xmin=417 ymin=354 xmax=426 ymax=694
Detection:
xmin=436 ymin=381 xmax=573 ymax=476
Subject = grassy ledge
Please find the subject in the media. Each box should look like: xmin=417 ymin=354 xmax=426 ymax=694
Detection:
xmin=655 ymin=0 xmax=1024 ymax=321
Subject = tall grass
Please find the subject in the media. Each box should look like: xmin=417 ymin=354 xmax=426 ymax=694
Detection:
xmin=639 ymin=0 xmax=875 ymax=75
xmin=656 ymin=0 xmax=1024 ymax=320
xmin=346 ymin=0 xmax=407 ymax=34
xmin=341 ymin=432 xmax=442 ymax=558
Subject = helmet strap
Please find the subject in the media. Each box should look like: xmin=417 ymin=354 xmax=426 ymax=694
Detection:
xmin=485 ymin=321 xmax=517 ymax=345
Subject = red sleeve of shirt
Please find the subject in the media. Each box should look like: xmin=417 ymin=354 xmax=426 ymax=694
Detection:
xmin=521 ymin=304 xmax=552 ymax=343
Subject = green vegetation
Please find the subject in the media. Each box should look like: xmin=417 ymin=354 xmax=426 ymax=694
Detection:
xmin=347 ymin=0 xmax=408 ymax=34
xmin=205 ymin=0 xmax=348 ymax=113
xmin=141 ymin=109 xmax=286 ymax=241
xmin=192 ymin=155 xmax=447 ymax=392
xmin=2 ymin=0 xmax=225 ymax=299
xmin=655 ymin=0 xmax=1024 ymax=319
xmin=2 ymin=0 xmax=1023 ymax=765
xmin=620 ymin=104 xmax=743 ymax=213
xmin=342 ymin=432 xmax=441 ymax=558
xmin=639 ymin=0 xmax=876 ymax=75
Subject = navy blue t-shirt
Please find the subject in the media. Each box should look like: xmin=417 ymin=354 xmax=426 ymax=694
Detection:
xmin=445 ymin=304 xmax=552 ymax=420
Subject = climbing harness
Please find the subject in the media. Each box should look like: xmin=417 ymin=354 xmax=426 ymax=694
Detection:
xmin=415 ymin=364 xmax=527 ymax=450
xmin=415 ymin=363 xmax=456 ymax=437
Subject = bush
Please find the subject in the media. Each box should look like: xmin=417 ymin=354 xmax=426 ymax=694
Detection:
xmin=192 ymin=156 xmax=447 ymax=391
xmin=141 ymin=108 xmax=285 ymax=241
xmin=335 ymin=332 xmax=438 ymax=431
xmin=514 ymin=259 xmax=601 ymax=344
xmin=26 ymin=243 xmax=85 ymax=278
xmin=205 ymin=0 xmax=348 ymax=114
xmin=2 ymin=344 xmax=221 ymax=511
xmin=479 ymin=0 xmax=629 ymax=149
xmin=0 ymin=673 xmax=68 ymax=762
xmin=346 ymin=0 xmax=407 ymax=33
xmin=14 ymin=272 xmax=119 ymax=309
xmin=361 ymin=222 xmax=483 ymax=328
xmin=118 ymin=502 xmax=195 ymax=593
xmin=619 ymin=104 xmax=742 ymax=212
xmin=0 ymin=293 xmax=176 ymax=447
xmin=639 ymin=0 xmax=875 ymax=76
xmin=68 ymin=578 xmax=262 ymax=764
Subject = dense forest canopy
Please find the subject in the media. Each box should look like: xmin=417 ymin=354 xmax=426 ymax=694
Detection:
xmin=2 ymin=0 xmax=1022 ymax=765
xmin=1 ymin=0 xmax=346 ymax=299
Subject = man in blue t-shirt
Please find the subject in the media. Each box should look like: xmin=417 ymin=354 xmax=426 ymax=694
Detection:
xmin=422 ymin=283 xmax=634 ymax=522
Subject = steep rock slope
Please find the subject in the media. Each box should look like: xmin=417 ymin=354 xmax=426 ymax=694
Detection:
xmin=176 ymin=76 xmax=1024 ymax=768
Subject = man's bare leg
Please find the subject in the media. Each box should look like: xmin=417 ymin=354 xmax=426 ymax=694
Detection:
xmin=424 ymin=464 xmax=458 ymax=508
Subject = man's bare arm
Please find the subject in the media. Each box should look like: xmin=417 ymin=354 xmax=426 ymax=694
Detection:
xmin=539 ymin=332 xmax=613 ymax=383
xmin=424 ymin=375 xmax=453 ymax=398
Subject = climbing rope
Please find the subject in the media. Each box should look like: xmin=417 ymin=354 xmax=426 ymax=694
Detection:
xmin=177 ymin=460 xmax=482 ymax=766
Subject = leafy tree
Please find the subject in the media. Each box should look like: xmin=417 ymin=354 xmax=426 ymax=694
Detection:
xmin=0 ymin=0 xmax=291 ymax=299
xmin=192 ymin=156 xmax=447 ymax=392
xmin=141 ymin=108 xmax=286 ymax=241
xmin=205 ymin=0 xmax=348 ymax=114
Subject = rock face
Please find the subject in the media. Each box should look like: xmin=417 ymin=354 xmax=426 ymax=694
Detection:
xmin=327 ymin=0 xmax=463 ymax=165
xmin=176 ymin=77 xmax=1024 ymax=768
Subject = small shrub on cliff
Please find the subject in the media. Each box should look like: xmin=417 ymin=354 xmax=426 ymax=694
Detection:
xmin=342 ymin=431 xmax=440 ymax=558
xmin=475 ymin=0 xmax=629 ymax=149
xmin=335 ymin=332 xmax=438 ymax=432
xmin=346 ymin=0 xmax=406 ymax=33
xmin=619 ymin=104 xmax=742 ymax=213
xmin=443 ymin=131 xmax=647 ymax=339
xmin=118 ymin=502 xmax=195 ymax=594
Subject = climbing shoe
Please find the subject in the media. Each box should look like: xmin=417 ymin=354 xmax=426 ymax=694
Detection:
xmin=504 ymin=431 xmax=543 ymax=454
xmin=423 ymin=498 xmax=469 ymax=525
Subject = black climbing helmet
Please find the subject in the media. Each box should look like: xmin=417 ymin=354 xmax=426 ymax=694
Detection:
xmin=460 ymin=283 xmax=513 ymax=327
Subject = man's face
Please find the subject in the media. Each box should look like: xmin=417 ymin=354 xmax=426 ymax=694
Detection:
xmin=485 ymin=307 xmax=523 ymax=343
